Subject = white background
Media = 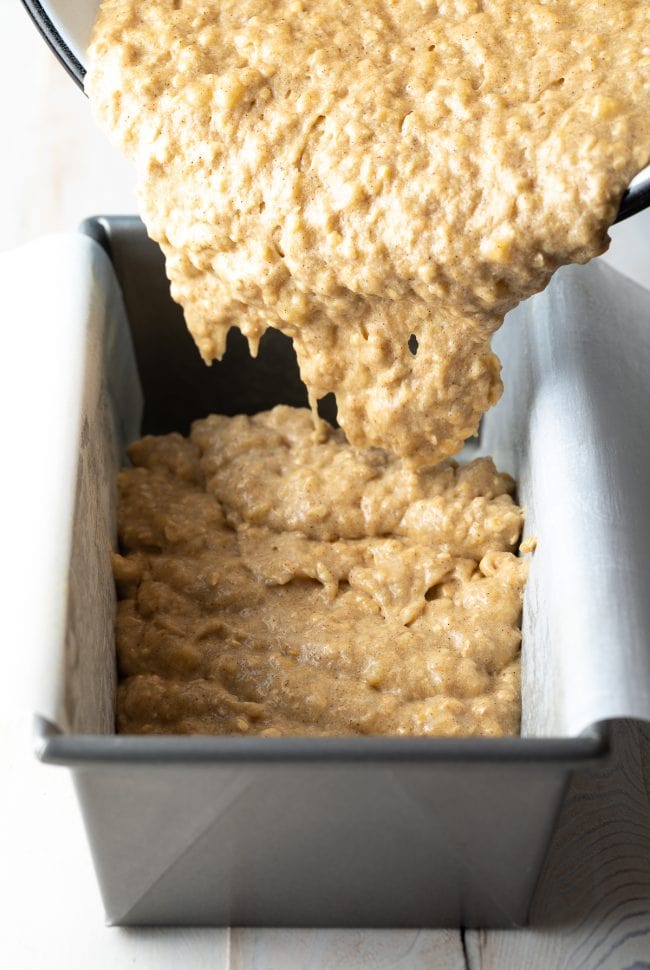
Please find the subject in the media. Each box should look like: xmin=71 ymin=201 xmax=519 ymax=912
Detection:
xmin=1 ymin=1 xmax=649 ymax=967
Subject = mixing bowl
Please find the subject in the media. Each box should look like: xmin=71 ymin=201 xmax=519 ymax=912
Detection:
xmin=21 ymin=0 xmax=650 ymax=222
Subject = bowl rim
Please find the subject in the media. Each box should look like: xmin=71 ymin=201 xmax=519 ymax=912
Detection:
xmin=21 ymin=0 xmax=650 ymax=223
xmin=22 ymin=0 xmax=86 ymax=89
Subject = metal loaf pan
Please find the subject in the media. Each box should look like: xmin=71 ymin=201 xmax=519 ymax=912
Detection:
xmin=35 ymin=216 xmax=609 ymax=928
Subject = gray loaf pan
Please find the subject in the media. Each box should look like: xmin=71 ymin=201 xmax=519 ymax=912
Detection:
xmin=34 ymin=215 xmax=609 ymax=928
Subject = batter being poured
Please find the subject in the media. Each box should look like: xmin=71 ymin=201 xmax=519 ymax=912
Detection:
xmin=88 ymin=2 xmax=650 ymax=737
xmin=87 ymin=0 xmax=650 ymax=465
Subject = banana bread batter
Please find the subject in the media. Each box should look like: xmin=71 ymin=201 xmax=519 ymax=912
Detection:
xmin=89 ymin=1 xmax=650 ymax=735
xmin=87 ymin=0 xmax=650 ymax=464
xmin=113 ymin=407 xmax=526 ymax=736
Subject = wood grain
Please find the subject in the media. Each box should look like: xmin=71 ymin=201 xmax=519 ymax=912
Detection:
xmin=466 ymin=721 xmax=650 ymax=969
xmin=228 ymin=726 xmax=650 ymax=969
xmin=230 ymin=929 xmax=468 ymax=970
xmin=3 ymin=4 xmax=650 ymax=968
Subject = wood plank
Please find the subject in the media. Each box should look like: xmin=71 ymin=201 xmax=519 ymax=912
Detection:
xmin=466 ymin=721 xmax=650 ymax=969
xmin=5 ymin=7 xmax=650 ymax=969
xmin=230 ymin=928 xmax=469 ymax=969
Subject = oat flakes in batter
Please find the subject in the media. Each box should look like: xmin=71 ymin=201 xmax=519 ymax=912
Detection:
xmin=90 ymin=1 xmax=650 ymax=736
xmin=114 ymin=407 xmax=526 ymax=736
xmin=87 ymin=0 xmax=650 ymax=464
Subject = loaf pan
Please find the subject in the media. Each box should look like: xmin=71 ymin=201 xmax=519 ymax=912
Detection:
xmin=33 ymin=215 xmax=624 ymax=928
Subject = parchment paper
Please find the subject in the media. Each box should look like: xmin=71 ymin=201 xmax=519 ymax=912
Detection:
xmin=5 ymin=233 xmax=649 ymax=739
xmin=59 ymin=238 xmax=142 ymax=733
xmin=484 ymin=260 xmax=650 ymax=737
xmin=0 ymin=234 xmax=141 ymax=735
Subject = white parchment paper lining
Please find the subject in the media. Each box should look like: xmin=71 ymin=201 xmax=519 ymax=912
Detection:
xmin=485 ymin=260 xmax=650 ymax=737
xmin=3 ymin=233 xmax=648 ymax=738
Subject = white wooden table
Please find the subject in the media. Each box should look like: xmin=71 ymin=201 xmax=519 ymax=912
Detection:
xmin=2 ymin=2 xmax=650 ymax=966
